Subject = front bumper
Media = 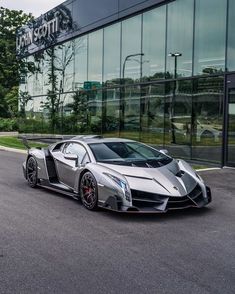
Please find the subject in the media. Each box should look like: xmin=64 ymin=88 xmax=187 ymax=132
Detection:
xmin=103 ymin=184 xmax=212 ymax=213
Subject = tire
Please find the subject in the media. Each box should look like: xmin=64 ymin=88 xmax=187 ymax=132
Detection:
xmin=80 ymin=172 xmax=98 ymax=210
xmin=201 ymin=130 xmax=214 ymax=139
xmin=26 ymin=156 xmax=38 ymax=188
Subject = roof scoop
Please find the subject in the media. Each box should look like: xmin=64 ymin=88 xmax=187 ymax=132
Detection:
xmin=72 ymin=135 xmax=103 ymax=140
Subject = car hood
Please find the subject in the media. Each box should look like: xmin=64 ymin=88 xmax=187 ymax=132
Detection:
xmin=98 ymin=160 xmax=197 ymax=197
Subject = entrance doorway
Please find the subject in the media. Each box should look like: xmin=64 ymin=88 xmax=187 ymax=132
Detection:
xmin=225 ymin=74 xmax=235 ymax=166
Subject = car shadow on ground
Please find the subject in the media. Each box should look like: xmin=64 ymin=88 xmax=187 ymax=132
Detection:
xmin=29 ymin=184 xmax=213 ymax=222
xmin=99 ymin=206 xmax=213 ymax=223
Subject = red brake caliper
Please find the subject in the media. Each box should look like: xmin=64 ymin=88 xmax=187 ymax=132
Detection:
xmin=84 ymin=186 xmax=92 ymax=202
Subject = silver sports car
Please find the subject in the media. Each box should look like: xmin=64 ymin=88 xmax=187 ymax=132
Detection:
xmin=22 ymin=135 xmax=212 ymax=212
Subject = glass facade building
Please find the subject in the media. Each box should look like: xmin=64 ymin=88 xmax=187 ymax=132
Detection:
xmin=17 ymin=0 xmax=235 ymax=166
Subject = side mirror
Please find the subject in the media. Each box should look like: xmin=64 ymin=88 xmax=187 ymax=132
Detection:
xmin=64 ymin=154 xmax=79 ymax=166
xmin=159 ymin=149 xmax=169 ymax=155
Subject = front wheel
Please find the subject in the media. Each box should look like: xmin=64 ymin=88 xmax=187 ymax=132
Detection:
xmin=26 ymin=157 xmax=38 ymax=188
xmin=80 ymin=172 xmax=98 ymax=210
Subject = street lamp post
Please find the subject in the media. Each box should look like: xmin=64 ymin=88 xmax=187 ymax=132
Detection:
xmin=122 ymin=53 xmax=144 ymax=79
xmin=168 ymin=52 xmax=182 ymax=144
xmin=168 ymin=52 xmax=182 ymax=79
xmin=120 ymin=53 xmax=144 ymax=135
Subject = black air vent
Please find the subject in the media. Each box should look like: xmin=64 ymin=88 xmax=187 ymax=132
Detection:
xmin=131 ymin=189 xmax=168 ymax=208
xmin=188 ymin=184 xmax=202 ymax=199
xmin=176 ymin=170 xmax=185 ymax=177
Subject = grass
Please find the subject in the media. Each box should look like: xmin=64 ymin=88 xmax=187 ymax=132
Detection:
xmin=0 ymin=136 xmax=48 ymax=150
xmin=192 ymin=164 xmax=212 ymax=170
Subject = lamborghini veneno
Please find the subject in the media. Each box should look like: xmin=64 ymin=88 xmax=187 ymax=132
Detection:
xmin=22 ymin=136 xmax=212 ymax=212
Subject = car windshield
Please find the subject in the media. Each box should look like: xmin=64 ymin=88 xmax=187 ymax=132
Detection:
xmin=89 ymin=142 xmax=172 ymax=167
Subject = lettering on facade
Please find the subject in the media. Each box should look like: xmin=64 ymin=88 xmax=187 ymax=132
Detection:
xmin=16 ymin=15 xmax=59 ymax=50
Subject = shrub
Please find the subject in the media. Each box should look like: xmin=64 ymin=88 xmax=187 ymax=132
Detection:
xmin=17 ymin=118 xmax=51 ymax=134
xmin=0 ymin=118 xmax=18 ymax=131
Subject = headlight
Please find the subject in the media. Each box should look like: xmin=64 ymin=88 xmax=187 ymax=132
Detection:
xmin=103 ymin=173 xmax=131 ymax=201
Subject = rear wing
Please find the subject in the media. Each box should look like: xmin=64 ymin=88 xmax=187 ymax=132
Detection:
xmin=22 ymin=136 xmax=31 ymax=150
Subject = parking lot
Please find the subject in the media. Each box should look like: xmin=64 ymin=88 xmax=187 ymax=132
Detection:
xmin=0 ymin=150 xmax=234 ymax=294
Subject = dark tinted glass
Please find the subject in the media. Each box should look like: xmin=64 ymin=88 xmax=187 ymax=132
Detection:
xmin=64 ymin=143 xmax=87 ymax=164
xmin=140 ymin=84 xmax=165 ymax=146
xmin=142 ymin=6 xmax=166 ymax=81
xmin=72 ymin=0 xmax=118 ymax=30
xmin=191 ymin=76 xmax=224 ymax=163
xmin=121 ymin=15 xmax=142 ymax=81
xmin=88 ymin=30 xmax=103 ymax=83
xmin=102 ymin=88 xmax=120 ymax=136
xmin=52 ymin=43 xmax=74 ymax=92
xmin=227 ymin=89 xmax=235 ymax=165
xmin=120 ymin=85 xmax=140 ymax=140
xmin=227 ymin=0 xmax=235 ymax=71
xmin=74 ymin=36 xmax=88 ymax=88
xmin=60 ymin=41 xmax=75 ymax=92
xmin=89 ymin=142 xmax=172 ymax=166
xmin=20 ymin=95 xmax=55 ymax=134
xmin=166 ymin=0 xmax=194 ymax=77
xmin=103 ymin=23 xmax=121 ymax=85
xmin=119 ymin=0 xmax=146 ymax=10
xmin=60 ymin=93 xmax=77 ymax=134
xmin=86 ymin=88 xmax=102 ymax=134
xmin=164 ymin=80 xmax=193 ymax=159
xmin=194 ymin=0 xmax=226 ymax=75
xmin=65 ymin=90 xmax=90 ymax=134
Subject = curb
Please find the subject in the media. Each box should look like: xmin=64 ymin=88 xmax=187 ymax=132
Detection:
xmin=196 ymin=167 xmax=221 ymax=172
xmin=0 ymin=132 xmax=19 ymax=137
xmin=0 ymin=145 xmax=27 ymax=154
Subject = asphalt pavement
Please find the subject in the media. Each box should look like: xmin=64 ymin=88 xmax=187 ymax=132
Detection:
xmin=0 ymin=150 xmax=234 ymax=294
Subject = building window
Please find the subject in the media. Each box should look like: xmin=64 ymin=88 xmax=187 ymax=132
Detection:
xmin=121 ymin=15 xmax=142 ymax=82
xmin=74 ymin=36 xmax=88 ymax=89
xmin=191 ymin=76 xmax=224 ymax=162
xmin=164 ymin=80 xmax=193 ymax=159
xmin=102 ymin=88 xmax=120 ymax=136
xmin=103 ymin=23 xmax=121 ymax=86
xmin=142 ymin=6 xmax=166 ymax=81
xmin=227 ymin=0 xmax=235 ymax=71
xmin=88 ymin=30 xmax=103 ymax=83
xmin=120 ymin=85 xmax=141 ymax=140
xmin=140 ymin=83 xmax=165 ymax=146
xmin=57 ymin=41 xmax=75 ymax=92
xmin=166 ymin=0 xmax=194 ymax=78
xmin=194 ymin=0 xmax=226 ymax=75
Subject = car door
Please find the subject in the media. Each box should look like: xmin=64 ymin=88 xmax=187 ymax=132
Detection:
xmin=53 ymin=142 xmax=88 ymax=189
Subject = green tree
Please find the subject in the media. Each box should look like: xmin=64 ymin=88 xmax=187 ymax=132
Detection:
xmin=69 ymin=90 xmax=89 ymax=133
xmin=42 ymin=42 xmax=75 ymax=133
xmin=0 ymin=7 xmax=33 ymax=117
xmin=4 ymin=86 xmax=19 ymax=116
xmin=0 ymin=84 xmax=8 ymax=117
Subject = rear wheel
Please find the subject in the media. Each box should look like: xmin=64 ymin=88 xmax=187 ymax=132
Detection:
xmin=80 ymin=172 xmax=98 ymax=210
xmin=26 ymin=157 xmax=38 ymax=188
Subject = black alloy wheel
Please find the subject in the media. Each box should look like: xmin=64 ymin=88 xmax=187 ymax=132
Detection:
xmin=80 ymin=172 xmax=98 ymax=210
xmin=26 ymin=157 xmax=38 ymax=188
